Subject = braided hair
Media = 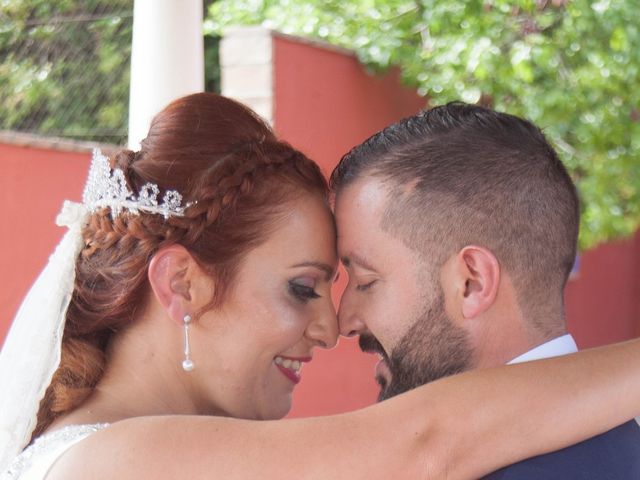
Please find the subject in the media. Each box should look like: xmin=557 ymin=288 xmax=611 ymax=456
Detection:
xmin=32 ymin=93 xmax=329 ymax=437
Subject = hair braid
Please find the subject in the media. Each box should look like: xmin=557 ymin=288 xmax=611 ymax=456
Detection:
xmin=179 ymin=139 xmax=321 ymax=245
xmin=32 ymin=93 xmax=329 ymax=439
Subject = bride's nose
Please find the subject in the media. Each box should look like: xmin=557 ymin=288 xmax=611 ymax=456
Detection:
xmin=305 ymin=301 xmax=338 ymax=349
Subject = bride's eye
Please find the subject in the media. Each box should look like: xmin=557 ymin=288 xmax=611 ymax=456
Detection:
xmin=288 ymin=279 xmax=321 ymax=303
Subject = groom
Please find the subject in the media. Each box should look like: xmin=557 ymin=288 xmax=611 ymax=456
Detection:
xmin=331 ymin=103 xmax=640 ymax=478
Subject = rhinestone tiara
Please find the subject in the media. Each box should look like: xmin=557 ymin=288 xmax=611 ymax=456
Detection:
xmin=82 ymin=148 xmax=193 ymax=219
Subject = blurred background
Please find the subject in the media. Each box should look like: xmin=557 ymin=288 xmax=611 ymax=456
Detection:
xmin=1 ymin=0 xmax=638 ymax=417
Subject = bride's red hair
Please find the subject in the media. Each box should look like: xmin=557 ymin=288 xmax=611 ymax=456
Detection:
xmin=32 ymin=93 xmax=329 ymax=438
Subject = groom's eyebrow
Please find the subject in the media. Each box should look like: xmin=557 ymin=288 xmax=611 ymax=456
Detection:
xmin=340 ymin=253 xmax=376 ymax=272
xmin=290 ymin=261 xmax=336 ymax=281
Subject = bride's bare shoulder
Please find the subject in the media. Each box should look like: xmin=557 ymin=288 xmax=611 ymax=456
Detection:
xmin=46 ymin=407 xmax=427 ymax=480
xmin=47 ymin=415 xmax=256 ymax=480
xmin=45 ymin=413 xmax=383 ymax=480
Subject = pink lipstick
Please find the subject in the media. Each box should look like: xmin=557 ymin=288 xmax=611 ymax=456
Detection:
xmin=274 ymin=355 xmax=311 ymax=385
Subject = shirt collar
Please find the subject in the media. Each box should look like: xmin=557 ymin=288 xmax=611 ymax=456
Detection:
xmin=507 ymin=334 xmax=578 ymax=365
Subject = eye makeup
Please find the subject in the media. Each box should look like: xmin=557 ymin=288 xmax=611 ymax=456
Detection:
xmin=288 ymin=278 xmax=321 ymax=303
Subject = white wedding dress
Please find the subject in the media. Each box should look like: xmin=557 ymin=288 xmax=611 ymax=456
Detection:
xmin=1 ymin=424 xmax=109 ymax=480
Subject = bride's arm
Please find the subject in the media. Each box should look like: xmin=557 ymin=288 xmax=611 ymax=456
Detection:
xmin=53 ymin=339 xmax=640 ymax=480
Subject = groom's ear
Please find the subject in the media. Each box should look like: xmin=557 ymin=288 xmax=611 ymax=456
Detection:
xmin=452 ymin=245 xmax=500 ymax=320
xmin=148 ymin=245 xmax=213 ymax=325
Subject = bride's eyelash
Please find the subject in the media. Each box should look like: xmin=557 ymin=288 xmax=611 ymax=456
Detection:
xmin=288 ymin=281 xmax=321 ymax=303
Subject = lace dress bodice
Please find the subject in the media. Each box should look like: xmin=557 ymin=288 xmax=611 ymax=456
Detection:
xmin=1 ymin=424 xmax=109 ymax=480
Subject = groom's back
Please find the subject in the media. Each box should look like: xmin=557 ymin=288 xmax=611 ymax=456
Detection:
xmin=483 ymin=420 xmax=640 ymax=479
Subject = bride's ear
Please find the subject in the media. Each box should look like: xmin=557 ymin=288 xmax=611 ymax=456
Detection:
xmin=148 ymin=245 xmax=210 ymax=325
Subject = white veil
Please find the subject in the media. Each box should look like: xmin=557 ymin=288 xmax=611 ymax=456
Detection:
xmin=0 ymin=149 xmax=192 ymax=473
xmin=0 ymin=201 xmax=88 ymax=473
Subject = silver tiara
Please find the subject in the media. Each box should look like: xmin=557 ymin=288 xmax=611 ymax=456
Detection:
xmin=82 ymin=148 xmax=193 ymax=219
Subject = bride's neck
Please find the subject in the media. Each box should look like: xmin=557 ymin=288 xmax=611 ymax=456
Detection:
xmin=49 ymin=314 xmax=224 ymax=430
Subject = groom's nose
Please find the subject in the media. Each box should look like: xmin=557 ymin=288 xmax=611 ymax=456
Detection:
xmin=337 ymin=292 xmax=367 ymax=337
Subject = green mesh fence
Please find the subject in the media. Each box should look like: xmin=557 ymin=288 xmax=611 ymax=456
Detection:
xmin=0 ymin=1 xmax=133 ymax=144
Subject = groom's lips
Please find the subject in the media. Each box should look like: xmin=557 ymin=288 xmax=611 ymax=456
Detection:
xmin=359 ymin=334 xmax=388 ymax=359
xmin=359 ymin=333 xmax=392 ymax=382
xmin=375 ymin=357 xmax=392 ymax=382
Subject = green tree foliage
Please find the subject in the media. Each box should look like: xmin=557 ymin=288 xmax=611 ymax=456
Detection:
xmin=0 ymin=0 xmax=133 ymax=143
xmin=0 ymin=1 xmax=221 ymax=145
xmin=208 ymin=0 xmax=640 ymax=249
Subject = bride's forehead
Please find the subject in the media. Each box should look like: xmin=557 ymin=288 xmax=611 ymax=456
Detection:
xmin=237 ymin=200 xmax=336 ymax=268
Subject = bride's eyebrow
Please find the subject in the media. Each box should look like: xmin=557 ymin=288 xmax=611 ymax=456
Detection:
xmin=289 ymin=261 xmax=336 ymax=281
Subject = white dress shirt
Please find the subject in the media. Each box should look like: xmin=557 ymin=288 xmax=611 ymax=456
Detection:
xmin=507 ymin=333 xmax=578 ymax=364
xmin=508 ymin=334 xmax=640 ymax=426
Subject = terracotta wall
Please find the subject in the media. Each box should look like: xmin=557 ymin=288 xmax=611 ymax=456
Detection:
xmin=267 ymin=34 xmax=640 ymax=417
xmin=0 ymin=142 xmax=91 ymax=339
xmin=1 ymin=33 xmax=638 ymax=419
xmin=271 ymin=34 xmax=427 ymax=416
xmin=565 ymin=232 xmax=640 ymax=348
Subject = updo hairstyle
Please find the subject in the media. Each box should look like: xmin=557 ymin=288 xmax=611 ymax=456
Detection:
xmin=32 ymin=93 xmax=329 ymax=438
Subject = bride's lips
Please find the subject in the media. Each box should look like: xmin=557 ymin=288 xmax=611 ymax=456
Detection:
xmin=274 ymin=355 xmax=311 ymax=384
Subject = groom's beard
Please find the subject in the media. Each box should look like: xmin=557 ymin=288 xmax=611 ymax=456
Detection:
xmin=360 ymin=293 xmax=474 ymax=402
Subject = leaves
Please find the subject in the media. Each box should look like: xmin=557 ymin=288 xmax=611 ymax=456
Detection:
xmin=0 ymin=0 xmax=132 ymax=143
xmin=208 ymin=0 xmax=640 ymax=249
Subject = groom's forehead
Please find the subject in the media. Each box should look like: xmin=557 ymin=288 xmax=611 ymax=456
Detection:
xmin=334 ymin=179 xmax=387 ymax=238
xmin=335 ymin=180 xmax=418 ymax=271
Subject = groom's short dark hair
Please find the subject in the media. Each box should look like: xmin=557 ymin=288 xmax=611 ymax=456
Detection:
xmin=330 ymin=102 xmax=579 ymax=335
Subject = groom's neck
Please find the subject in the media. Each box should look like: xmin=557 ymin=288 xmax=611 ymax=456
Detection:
xmin=470 ymin=311 xmax=567 ymax=369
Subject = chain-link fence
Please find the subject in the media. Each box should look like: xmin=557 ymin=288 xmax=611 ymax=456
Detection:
xmin=1 ymin=1 xmax=221 ymax=145
xmin=0 ymin=1 xmax=133 ymax=144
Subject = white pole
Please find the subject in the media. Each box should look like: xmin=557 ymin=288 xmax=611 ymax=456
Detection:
xmin=128 ymin=0 xmax=204 ymax=150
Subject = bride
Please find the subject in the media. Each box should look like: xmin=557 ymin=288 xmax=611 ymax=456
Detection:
xmin=2 ymin=92 xmax=640 ymax=479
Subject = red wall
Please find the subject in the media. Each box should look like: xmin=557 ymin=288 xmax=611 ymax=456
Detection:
xmin=1 ymin=33 xmax=639 ymax=420
xmin=0 ymin=35 xmax=427 ymax=419
xmin=272 ymin=35 xmax=427 ymax=416
xmin=0 ymin=143 xmax=90 ymax=338
xmin=272 ymin=35 xmax=426 ymax=179
xmin=565 ymin=232 xmax=640 ymax=348
xmin=269 ymin=34 xmax=640 ymax=416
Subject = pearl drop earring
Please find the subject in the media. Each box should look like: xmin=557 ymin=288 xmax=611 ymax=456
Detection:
xmin=182 ymin=314 xmax=195 ymax=372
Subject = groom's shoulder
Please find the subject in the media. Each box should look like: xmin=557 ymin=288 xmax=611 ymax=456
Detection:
xmin=482 ymin=420 xmax=640 ymax=480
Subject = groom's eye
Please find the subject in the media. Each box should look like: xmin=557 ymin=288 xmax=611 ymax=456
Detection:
xmin=356 ymin=280 xmax=376 ymax=292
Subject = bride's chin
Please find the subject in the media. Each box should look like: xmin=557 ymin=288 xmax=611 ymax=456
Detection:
xmin=258 ymin=396 xmax=293 ymax=421
xmin=199 ymin=387 xmax=294 ymax=420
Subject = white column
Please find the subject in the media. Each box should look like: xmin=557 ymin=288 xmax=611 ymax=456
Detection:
xmin=220 ymin=27 xmax=274 ymax=125
xmin=128 ymin=0 xmax=204 ymax=149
